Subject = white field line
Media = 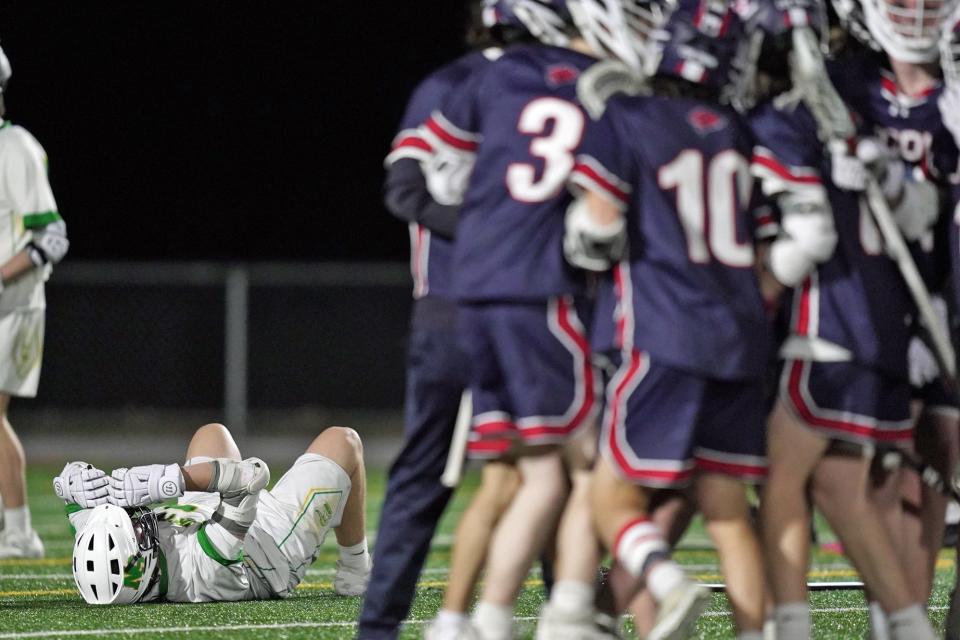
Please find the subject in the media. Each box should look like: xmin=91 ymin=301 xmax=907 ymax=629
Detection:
xmin=0 ymin=607 xmax=951 ymax=638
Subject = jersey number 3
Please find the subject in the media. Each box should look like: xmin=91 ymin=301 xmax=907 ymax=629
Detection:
xmin=507 ymin=98 xmax=585 ymax=203
xmin=658 ymin=150 xmax=754 ymax=267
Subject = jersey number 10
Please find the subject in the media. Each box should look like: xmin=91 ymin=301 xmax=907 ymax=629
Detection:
xmin=658 ymin=150 xmax=755 ymax=268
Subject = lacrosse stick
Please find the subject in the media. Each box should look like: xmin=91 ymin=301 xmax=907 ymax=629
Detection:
xmin=441 ymin=391 xmax=473 ymax=488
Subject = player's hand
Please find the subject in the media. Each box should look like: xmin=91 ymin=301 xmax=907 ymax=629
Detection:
xmin=909 ymin=336 xmax=940 ymax=387
xmin=53 ymin=462 xmax=109 ymax=508
xmin=209 ymin=458 xmax=270 ymax=501
xmin=829 ymin=140 xmax=866 ymax=192
xmin=108 ymin=463 xmax=184 ymax=508
xmin=939 ymin=85 xmax=960 ymax=147
xmin=856 ymin=138 xmax=906 ymax=203
xmin=421 ymin=148 xmax=475 ymax=206
xmin=563 ymin=196 xmax=626 ymax=272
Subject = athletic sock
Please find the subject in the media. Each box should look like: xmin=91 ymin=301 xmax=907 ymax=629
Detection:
xmin=549 ymin=579 xmax=594 ymax=616
xmin=773 ymin=602 xmax=810 ymax=640
xmin=434 ymin=609 xmax=468 ymax=631
xmin=763 ymin=618 xmax=776 ymax=640
xmin=868 ymin=601 xmax=891 ymax=640
xmin=3 ymin=506 xmax=29 ymax=534
xmin=338 ymin=539 xmax=369 ymax=569
xmin=472 ymin=601 xmax=513 ymax=640
xmin=613 ymin=516 xmax=683 ymax=604
xmin=738 ymin=632 xmax=764 ymax=640
xmin=888 ymin=604 xmax=936 ymax=640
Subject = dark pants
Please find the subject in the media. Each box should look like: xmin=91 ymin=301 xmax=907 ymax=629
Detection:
xmin=357 ymin=307 xmax=468 ymax=639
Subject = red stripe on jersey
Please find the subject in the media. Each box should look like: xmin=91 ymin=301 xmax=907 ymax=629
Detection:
xmin=694 ymin=456 xmax=767 ymax=480
xmin=752 ymin=153 xmax=822 ymax=185
xmin=573 ymin=162 xmax=630 ymax=204
xmin=795 ymin=277 xmax=812 ymax=336
xmin=425 ymin=117 xmax=479 ymax=152
xmin=393 ymin=136 xmax=433 ymax=153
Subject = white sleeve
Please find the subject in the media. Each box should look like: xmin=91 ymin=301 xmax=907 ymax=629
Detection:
xmin=1 ymin=128 xmax=61 ymax=229
xmin=163 ymin=522 xmax=250 ymax=603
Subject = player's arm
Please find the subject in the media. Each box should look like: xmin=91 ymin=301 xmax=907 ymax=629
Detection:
xmin=383 ymin=157 xmax=459 ymax=239
xmin=1 ymin=137 xmax=69 ymax=289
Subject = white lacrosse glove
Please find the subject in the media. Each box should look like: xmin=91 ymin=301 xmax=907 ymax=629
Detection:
xmin=563 ymin=197 xmax=626 ymax=272
xmin=829 ymin=140 xmax=867 ymax=192
xmin=909 ymin=336 xmax=940 ymax=387
xmin=206 ymin=457 xmax=270 ymax=501
xmin=939 ymin=85 xmax=960 ymax=147
xmin=856 ymin=138 xmax=906 ymax=203
xmin=768 ymin=188 xmax=838 ymax=286
xmin=108 ymin=463 xmax=184 ymax=508
xmin=53 ymin=461 xmax=110 ymax=508
xmin=421 ymin=148 xmax=475 ymax=206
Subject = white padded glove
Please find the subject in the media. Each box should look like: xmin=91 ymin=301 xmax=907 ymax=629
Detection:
xmin=421 ymin=148 xmax=475 ymax=206
xmin=108 ymin=463 xmax=184 ymax=507
xmin=207 ymin=457 xmax=270 ymax=501
xmin=909 ymin=336 xmax=940 ymax=388
xmin=563 ymin=197 xmax=626 ymax=272
xmin=829 ymin=140 xmax=867 ymax=192
xmin=53 ymin=462 xmax=109 ymax=508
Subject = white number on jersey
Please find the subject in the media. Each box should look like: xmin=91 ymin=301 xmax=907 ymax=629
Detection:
xmin=658 ymin=149 xmax=754 ymax=267
xmin=507 ymin=98 xmax=585 ymax=203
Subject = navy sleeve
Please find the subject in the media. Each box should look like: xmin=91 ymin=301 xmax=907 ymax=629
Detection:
xmin=383 ymin=158 xmax=459 ymax=239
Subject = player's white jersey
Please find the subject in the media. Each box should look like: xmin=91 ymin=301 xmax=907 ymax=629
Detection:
xmin=70 ymin=492 xmax=256 ymax=603
xmin=66 ymin=453 xmax=352 ymax=603
xmin=0 ymin=122 xmax=54 ymax=312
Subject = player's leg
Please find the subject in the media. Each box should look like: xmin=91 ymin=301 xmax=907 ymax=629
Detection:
xmin=537 ymin=424 xmax=603 ymax=637
xmin=760 ymin=400 xmax=828 ymax=639
xmin=184 ymin=422 xmax=242 ymax=463
xmin=0 ymin=392 xmax=42 ymax=558
xmin=699 ymin=473 xmax=765 ymax=635
xmin=439 ymin=460 xmax=519 ymax=615
xmin=473 ymin=446 xmax=570 ymax=639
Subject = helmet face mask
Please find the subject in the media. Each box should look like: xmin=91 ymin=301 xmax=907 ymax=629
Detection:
xmin=861 ymin=0 xmax=959 ymax=61
xmin=0 ymin=45 xmax=11 ymax=97
xmin=567 ymin=0 xmax=670 ymax=73
xmin=73 ymin=505 xmax=160 ymax=605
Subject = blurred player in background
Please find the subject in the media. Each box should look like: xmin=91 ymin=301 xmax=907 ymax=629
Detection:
xmin=357 ymin=4 xmax=520 ymax=638
xmin=420 ymin=1 xmax=607 ymax=636
xmin=0 ymin=43 xmax=70 ymax=559
xmin=568 ymin=1 xmax=771 ymax=637
xmin=826 ymin=0 xmax=960 ymax=634
xmin=744 ymin=3 xmax=940 ymax=636
xmin=57 ymin=423 xmax=370 ymax=604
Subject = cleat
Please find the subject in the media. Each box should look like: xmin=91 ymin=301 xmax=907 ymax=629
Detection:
xmin=333 ymin=556 xmax=371 ymax=596
xmin=647 ymin=580 xmax=710 ymax=640
xmin=0 ymin=528 xmax=44 ymax=559
xmin=425 ymin=617 xmax=483 ymax=640
xmin=536 ymin=602 xmax=621 ymax=639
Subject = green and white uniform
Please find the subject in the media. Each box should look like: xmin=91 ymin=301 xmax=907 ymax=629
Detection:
xmin=0 ymin=121 xmax=59 ymax=397
xmin=66 ymin=453 xmax=352 ymax=603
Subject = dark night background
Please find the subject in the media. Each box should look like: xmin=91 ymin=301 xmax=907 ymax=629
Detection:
xmin=3 ymin=2 xmax=471 ymax=261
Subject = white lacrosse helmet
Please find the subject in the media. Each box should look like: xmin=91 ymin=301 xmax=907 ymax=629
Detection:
xmin=567 ymin=0 xmax=672 ymax=73
xmin=861 ymin=0 xmax=959 ymax=62
xmin=0 ymin=45 xmax=11 ymax=95
xmin=73 ymin=504 xmax=160 ymax=605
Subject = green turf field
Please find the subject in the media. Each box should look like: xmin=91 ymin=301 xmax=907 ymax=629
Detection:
xmin=0 ymin=465 xmax=955 ymax=639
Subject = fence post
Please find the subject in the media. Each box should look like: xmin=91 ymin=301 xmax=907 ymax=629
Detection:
xmin=224 ymin=266 xmax=249 ymax=437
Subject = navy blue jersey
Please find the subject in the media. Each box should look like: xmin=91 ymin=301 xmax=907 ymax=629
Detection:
xmin=829 ymin=51 xmax=958 ymax=291
xmin=749 ymin=99 xmax=914 ymax=378
xmin=425 ymin=45 xmax=599 ymax=302
xmin=386 ymin=49 xmax=500 ymax=300
xmin=575 ymin=93 xmax=769 ymax=381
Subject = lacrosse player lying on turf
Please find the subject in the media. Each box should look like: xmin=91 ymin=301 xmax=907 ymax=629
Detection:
xmin=54 ymin=423 xmax=371 ymax=604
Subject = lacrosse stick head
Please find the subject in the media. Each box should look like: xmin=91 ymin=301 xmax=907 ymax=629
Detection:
xmin=861 ymin=0 xmax=959 ymax=62
xmin=831 ymin=0 xmax=885 ymax=51
xmin=481 ymin=0 xmax=576 ymax=46
xmin=73 ymin=504 xmax=160 ymax=605
xmin=567 ymin=0 xmax=672 ymax=73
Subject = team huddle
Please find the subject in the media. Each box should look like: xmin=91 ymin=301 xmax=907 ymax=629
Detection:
xmin=41 ymin=0 xmax=960 ymax=638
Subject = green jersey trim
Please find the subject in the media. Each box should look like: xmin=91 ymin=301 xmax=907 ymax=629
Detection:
xmin=23 ymin=211 xmax=62 ymax=229
xmin=65 ymin=503 xmax=83 ymax=536
xmin=197 ymin=523 xmax=243 ymax=566
xmin=158 ymin=549 xmax=169 ymax=598
xmin=0 ymin=121 xmax=9 ymax=130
